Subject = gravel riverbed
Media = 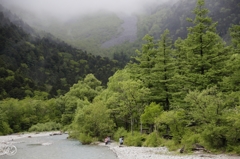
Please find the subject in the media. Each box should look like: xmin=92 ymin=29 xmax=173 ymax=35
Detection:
xmin=100 ymin=142 xmax=240 ymax=159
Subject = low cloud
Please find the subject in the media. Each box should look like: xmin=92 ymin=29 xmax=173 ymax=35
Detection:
xmin=0 ymin=0 xmax=166 ymax=19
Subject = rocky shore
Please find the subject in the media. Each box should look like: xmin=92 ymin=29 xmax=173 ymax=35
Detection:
xmin=101 ymin=142 xmax=240 ymax=159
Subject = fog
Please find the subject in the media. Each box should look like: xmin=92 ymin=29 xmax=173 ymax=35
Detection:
xmin=0 ymin=0 xmax=169 ymax=20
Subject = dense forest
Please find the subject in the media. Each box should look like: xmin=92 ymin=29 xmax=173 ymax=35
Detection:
xmin=0 ymin=5 xmax=128 ymax=99
xmin=1 ymin=0 xmax=240 ymax=155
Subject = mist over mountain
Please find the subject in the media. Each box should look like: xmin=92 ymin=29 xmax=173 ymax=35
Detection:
xmin=0 ymin=0 xmax=178 ymax=57
xmin=101 ymin=13 xmax=138 ymax=48
xmin=0 ymin=0 xmax=167 ymax=21
xmin=0 ymin=0 xmax=239 ymax=58
xmin=0 ymin=5 xmax=129 ymax=99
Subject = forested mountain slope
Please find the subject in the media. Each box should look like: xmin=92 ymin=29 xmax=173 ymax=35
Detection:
xmin=108 ymin=0 xmax=240 ymax=58
xmin=137 ymin=0 xmax=240 ymax=41
xmin=2 ymin=0 xmax=239 ymax=59
xmin=0 ymin=2 xmax=123 ymax=57
xmin=0 ymin=6 xmax=126 ymax=100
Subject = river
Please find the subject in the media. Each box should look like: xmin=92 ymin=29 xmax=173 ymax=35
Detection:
xmin=2 ymin=134 xmax=118 ymax=159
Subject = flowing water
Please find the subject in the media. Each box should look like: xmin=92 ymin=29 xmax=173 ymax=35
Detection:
xmin=1 ymin=134 xmax=118 ymax=159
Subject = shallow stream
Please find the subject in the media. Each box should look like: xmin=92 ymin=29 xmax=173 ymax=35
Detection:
xmin=2 ymin=134 xmax=118 ymax=159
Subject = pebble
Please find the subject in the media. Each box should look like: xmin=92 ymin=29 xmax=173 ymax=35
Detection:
xmin=102 ymin=142 xmax=240 ymax=159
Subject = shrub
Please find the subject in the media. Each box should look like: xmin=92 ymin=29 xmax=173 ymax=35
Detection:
xmin=143 ymin=131 xmax=161 ymax=147
xmin=124 ymin=131 xmax=146 ymax=147
xmin=0 ymin=121 xmax=13 ymax=135
xmin=28 ymin=121 xmax=62 ymax=132
xmin=202 ymin=125 xmax=227 ymax=149
xmin=160 ymin=138 xmax=180 ymax=151
xmin=181 ymin=131 xmax=203 ymax=152
xmin=113 ymin=127 xmax=128 ymax=142
xmin=78 ymin=133 xmax=95 ymax=145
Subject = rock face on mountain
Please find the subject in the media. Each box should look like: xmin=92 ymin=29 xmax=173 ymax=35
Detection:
xmin=101 ymin=13 xmax=137 ymax=48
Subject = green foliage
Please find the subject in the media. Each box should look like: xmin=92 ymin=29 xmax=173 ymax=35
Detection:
xmin=70 ymin=100 xmax=115 ymax=141
xmin=113 ymin=127 xmax=128 ymax=142
xmin=0 ymin=122 xmax=12 ymax=135
xmin=201 ymin=124 xmax=228 ymax=149
xmin=124 ymin=131 xmax=146 ymax=147
xmin=224 ymin=106 xmax=240 ymax=148
xmin=185 ymin=87 xmax=226 ymax=123
xmin=105 ymin=68 xmax=150 ymax=131
xmin=131 ymin=30 xmax=175 ymax=111
xmin=156 ymin=109 xmax=187 ymax=144
xmin=28 ymin=121 xmax=62 ymax=132
xmin=0 ymin=98 xmax=62 ymax=133
xmin=0 ymin=9 xmax=125 ymax=99
xmin=141 ymin=102 xmax=163 ymax=125
xmin=77 ymin=133 xmax=97 ymax=145
xmin=0 ymin=107 xmax=12 ymax=135
xmin=137 ymin=0 xmax=240 ymax=43
xmin=60 ymin=74 xmax=102 ymax=126
xmin=141 ymin=102 xmax=163 ymax=132
xmin=143 ymin=131 xmax=161 ymax=147
xmin=226 ymin=145 xmax=240 ymax=155
xmin=230 ymin=25 xmax=240 ymax=51
xmin=160 ymin=138 xmax=180 ymax=151
xmin=181 ymin=131 xmax=203 ymax=152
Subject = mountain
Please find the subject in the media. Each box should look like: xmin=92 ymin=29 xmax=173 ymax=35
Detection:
xmin=0 ymin=5 xmax=127 ymax=100
xmin=105 ymin=0 xmax=240 ymax=58
xmin=1 ymin=0 xmax=239 ymax=100
xmin=2 ymin=0 xmax=239 ymax=59
xmin=137 ymin=0 xmax=240 ymax=41
xmin=0 ymin=3 xmax=124 ymax=57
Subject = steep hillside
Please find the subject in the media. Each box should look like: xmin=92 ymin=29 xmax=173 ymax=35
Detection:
xmin=108 ymin=0 xmax=240 ymax=58
xmin=0 ymin=4 xmax=123 ymax=56
xmin=1 ymin=0 xmax=239 ymax=59
xmin=0 ymin=6 xmax=127 ymax=99
xmin=137 ymin=0 xmax=240 ymax=41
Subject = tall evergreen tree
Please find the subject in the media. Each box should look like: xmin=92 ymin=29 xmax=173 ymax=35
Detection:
xmin=229 ymin=24 xmax=240 ymax=54
xmin=134 ymin=34 xmax=157 ymax=90
xmin=183 ymin=0 xmax=228 ymax=90
xmin=132 ymin=31 xmax=175 ymax=110
xmin=221 ymin=25 xmax=240 ymax=108
xmin=172 ymin=0 xmax=229 ymax=109
xmin=152 ymin=29 xmax=174 ymax=110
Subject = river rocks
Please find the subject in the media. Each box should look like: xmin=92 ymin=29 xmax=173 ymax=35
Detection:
xmin=102 ymin=142 xmax=240 ymax=159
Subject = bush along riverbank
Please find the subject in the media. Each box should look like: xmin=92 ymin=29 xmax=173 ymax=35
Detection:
xmin=69 ymin=127 xmax=240 ymax=159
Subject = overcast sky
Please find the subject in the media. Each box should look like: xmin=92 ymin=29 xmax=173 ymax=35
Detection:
xmin=0 ymin=0 xmax=167 ymax=19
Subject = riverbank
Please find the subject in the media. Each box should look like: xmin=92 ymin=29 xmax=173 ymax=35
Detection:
xmin=0 ymin=131 xmax=62 ymax=142
xmin=1 ymin=133 xmax=239 ymax=159
xmin=100 ymin=142 xmax=240 ymax=159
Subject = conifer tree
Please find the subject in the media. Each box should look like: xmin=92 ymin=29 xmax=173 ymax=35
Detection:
xmin=173 ymin=0 xmax=228 ymax=98
xmin=132 ymin=31 xmax=174 ymax=110
xmin=171 ymin=38 xmax=190 ymax=108
xmin=152 ymin=29 xmax=174 ymax=110
xmin=183 ymin=0 xmax=228 ymax=90
xmin=170 ymin=0 xmax=229 ymax=109
xmin=134 ymin=34 xmax=157 ymax=90
xmin=221 ymin=25 xmax=240 ymax=107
